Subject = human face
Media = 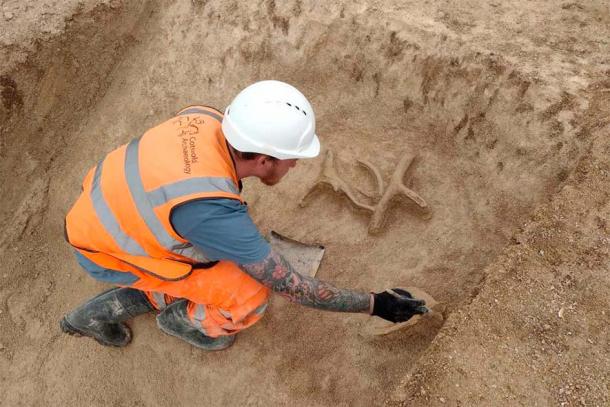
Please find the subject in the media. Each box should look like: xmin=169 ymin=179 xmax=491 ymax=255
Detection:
xmin=260 ymin=158 xmax=298 ymax=186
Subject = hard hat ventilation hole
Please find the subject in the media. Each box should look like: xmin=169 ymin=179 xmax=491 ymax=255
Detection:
xmin=285 ymin=102 xmax=307 ymax=115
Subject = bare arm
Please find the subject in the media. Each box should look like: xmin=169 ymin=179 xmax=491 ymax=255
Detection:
xmin=240 ymin=249 xmax=372 ymax=313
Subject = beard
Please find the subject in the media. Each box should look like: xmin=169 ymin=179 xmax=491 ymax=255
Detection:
xmin=260 ymin=165 xmax=284 ymax=186
xmin=260 ymin=174 xmax=281 ymax=186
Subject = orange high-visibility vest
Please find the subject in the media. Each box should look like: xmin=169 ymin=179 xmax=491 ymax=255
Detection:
xmin=65 ymin=106 xmax=245 ymax=282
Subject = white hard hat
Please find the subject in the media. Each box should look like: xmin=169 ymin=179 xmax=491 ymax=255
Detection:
xmin=222 ymin=80 xmax=320 ymax=160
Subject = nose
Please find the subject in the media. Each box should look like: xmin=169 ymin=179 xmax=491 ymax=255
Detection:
xmin=289 ymin=159 xmax=298 ymax=168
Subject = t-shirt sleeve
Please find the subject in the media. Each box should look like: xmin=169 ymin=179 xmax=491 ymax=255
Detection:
xmin=170 ymin=198 xmax=271 ymax=265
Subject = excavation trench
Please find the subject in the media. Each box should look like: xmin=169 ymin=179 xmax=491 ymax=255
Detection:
xmin=0 ymin=1 xmax=591 ymax=406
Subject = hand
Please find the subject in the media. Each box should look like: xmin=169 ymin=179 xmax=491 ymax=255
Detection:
xmin=371 ymin=288 xmax=429 ymax=323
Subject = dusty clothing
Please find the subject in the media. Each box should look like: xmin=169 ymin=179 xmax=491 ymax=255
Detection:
xmin=66 ymin=105 xmax=270 ymax=336
xmin=145 ymin=289 xmax=268 ymax=338
xmin=74 ymin=248 xmax=270 ymax=337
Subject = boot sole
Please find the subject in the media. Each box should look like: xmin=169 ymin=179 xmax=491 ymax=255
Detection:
xmin=60 ymin=317 xmax=132 ymax=347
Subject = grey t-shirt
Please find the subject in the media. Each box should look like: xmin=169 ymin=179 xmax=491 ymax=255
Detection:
xmin=170 ymin=198 xmax=271 ymax=265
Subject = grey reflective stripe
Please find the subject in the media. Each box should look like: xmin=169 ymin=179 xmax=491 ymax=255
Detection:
xmin=147 ymin=177 xmax=239 ymax=207
xmin=218 ymin=309 xmax=232 ymax=319
xmin=178 ymin=107 xmax=222 ymax=122
xmin=253 ymin=303 xmax=268 ymax=316
xmin=152 ymin=292 xmax=167 ymax=310
xmin=125 ymin=138 xmax=184 ymax=252
xmin=173 ymin=244 xmax=212 ymax=264
xmin=193 ymin=304 xmax=206 ymax=322
xmin=90 ymin=160 xmax=147 ymax=256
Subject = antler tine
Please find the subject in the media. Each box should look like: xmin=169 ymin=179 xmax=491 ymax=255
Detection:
xmin=299 ymin=149 xmax=375 ymax=213
xmin=342 ymin=188 xmax=376 ymax=213
xmin=299 ymin=183 xmax=322 ymax=207
xmin=394 ymin=153 xmax=428 ymax=209
xmin=392 ymin=153 xmax=416 ymax=186
xmin=367 ymin=152 xmax=430 ymax=234
xmin=355 ymin=159 xmax=384 ymax=199
xmin=398 ymin=184 xmax=428 ymax=209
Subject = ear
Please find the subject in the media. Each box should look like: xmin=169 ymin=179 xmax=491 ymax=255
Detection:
xmin=258 ymin=155 xmax=275 ymax=168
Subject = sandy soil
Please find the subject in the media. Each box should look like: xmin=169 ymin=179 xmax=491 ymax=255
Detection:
xmin=0 ymin=1 xmax=608 ymax=406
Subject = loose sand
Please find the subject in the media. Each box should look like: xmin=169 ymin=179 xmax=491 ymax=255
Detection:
xmin=0 ymin=1 xmax=608 ymax=406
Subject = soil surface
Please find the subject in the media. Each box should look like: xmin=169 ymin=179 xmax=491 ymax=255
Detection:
xmin=0 ymin=1 xmax=608 ymax=406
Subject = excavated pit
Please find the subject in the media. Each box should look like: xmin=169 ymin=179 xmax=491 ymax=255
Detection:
xmin=0 ymin=1 xmax=592 ymax=406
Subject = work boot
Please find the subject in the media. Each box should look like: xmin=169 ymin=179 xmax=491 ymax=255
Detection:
xmin=156 ymin=299 xmax=235 ymax=351
xmin=60 ymin=287 xmax=153 ymax=347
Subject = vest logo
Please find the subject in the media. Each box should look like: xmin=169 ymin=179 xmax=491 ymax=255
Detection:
xmin=172 ymin=116 xmax=204 ymax=137
xmin=174 ymin=116 xmax=203 ymax=174
xmin=181 ymin=136 xmax=199 ymax=174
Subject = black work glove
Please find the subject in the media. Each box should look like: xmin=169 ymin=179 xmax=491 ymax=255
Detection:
xmin=371 ymin=288 xmax=429 ymax=323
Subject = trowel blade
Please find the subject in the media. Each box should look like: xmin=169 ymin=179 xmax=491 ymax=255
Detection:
xmin=267 ymin=230 xmax=325 ymax=277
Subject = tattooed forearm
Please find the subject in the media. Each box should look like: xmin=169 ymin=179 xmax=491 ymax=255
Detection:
xmin=241 ymin=249 xmax=371 ymax=313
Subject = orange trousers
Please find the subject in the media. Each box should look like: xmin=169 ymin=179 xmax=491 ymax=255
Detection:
xmin=130 ymin=261 xmax=270 ymax=337
xmin=76 ymin=250 xmax=271 ymax=338
xmin=134 ymin=261 xmax=270 ymax=338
